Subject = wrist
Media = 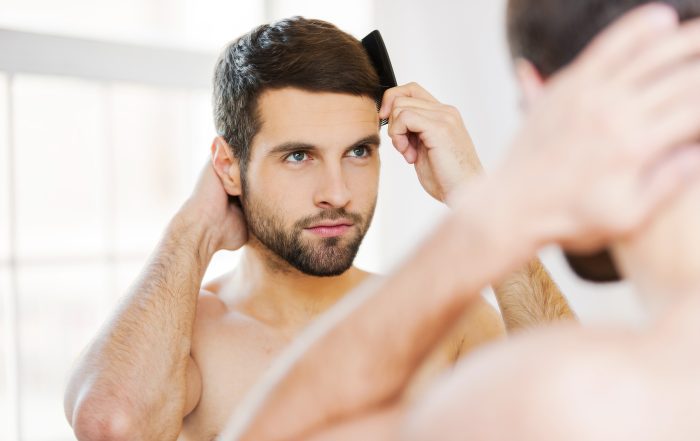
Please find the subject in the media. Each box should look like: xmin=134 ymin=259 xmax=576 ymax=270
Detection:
xmin=449 ymin=172 xmax=547 ymax=272
xmin=442 ymin=164 xmax=485 ymax=208
xmin=171 ymin=206 xmax=219 ymax=263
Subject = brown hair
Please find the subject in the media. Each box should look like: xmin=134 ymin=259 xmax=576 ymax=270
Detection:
xmin=506 ymin=0 xmax=700 ymax=77
xmin=212 ymin=16 xmax=379 ymax=175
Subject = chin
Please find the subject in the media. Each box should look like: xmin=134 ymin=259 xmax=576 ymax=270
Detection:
xmin=293 ymin=261 xmax=354 ymax=278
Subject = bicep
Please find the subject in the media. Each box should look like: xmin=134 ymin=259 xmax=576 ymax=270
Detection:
xmin=450 ymin=297 xmax=506 ymax=362
xmin=402 ymin=297 xmax=505 ymax=402
xmin=183 ymin=356 xmax=202 ymax=417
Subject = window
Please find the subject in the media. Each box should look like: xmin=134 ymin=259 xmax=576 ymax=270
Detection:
xmin=0 ymin=2 xmax=377 ymax=440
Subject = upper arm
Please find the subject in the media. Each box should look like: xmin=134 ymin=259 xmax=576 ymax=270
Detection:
xmin=402 ymin=297 xmax=505 ymax=402
xmin=449 ymin=296 xmax=506 ymax=362
xmin=493 ymin=258 xmax=576 ymax=332
xmin=183 ymin=289 xmax=223 ymax=418
xmin=183 ymin=356 xmax=202 ymax=417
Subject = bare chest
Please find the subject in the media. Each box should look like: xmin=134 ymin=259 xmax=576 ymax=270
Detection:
xmin=180 ymin=314 xmax=292 ymax=441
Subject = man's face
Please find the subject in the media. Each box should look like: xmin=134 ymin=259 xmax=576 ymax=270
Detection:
xmin=240 ymin=87 xmax=380 ymax=276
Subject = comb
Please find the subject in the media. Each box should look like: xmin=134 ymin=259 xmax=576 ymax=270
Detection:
xmin=361 ymin=30 xmax=397 ymax=126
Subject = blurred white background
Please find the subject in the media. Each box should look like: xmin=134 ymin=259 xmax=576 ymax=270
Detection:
xmin=0 ymin=0 xmax=645 ymax=440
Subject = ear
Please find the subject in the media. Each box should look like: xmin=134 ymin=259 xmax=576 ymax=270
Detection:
xmin=211 ymin=136 xmax=243 ymax=196
xmin=514 ymin=58 xmax=546 ymax=110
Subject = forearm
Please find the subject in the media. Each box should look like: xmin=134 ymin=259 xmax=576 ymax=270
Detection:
xmin=65 ymin=210 xmax=214 ymax=440
xmin=225 ymin=175 xmax=547 ymax=441
xmin=493 ymin=258 xmax=576 ymax=332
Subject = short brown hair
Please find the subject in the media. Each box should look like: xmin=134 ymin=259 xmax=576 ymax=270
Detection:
xmin=506 ymin=0 xmax=700 ymax=77
xmin=212 ymin=17 xmax=379 ymax=174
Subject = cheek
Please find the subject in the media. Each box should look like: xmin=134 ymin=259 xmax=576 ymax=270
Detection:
xmin=249 ymin=176 xmax=316 ymax=225
xmin=346 ymin=162 xmax=380 ymax=204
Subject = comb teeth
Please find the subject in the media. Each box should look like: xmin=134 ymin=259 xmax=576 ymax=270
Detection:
xmin=376 ymin=96 xmax=388 ymax=127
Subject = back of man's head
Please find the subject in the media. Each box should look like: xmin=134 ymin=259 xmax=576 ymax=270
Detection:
xmin=506 ymin=0 xmax=700 ymax=282
xmin=507 ymin=0 xmax=700 ymax=78
xmin=213 ymin=17 xmax=379 ymax=173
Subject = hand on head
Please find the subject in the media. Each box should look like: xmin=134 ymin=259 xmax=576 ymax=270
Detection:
xmin=181 ymin=154 xmax=249 ymax=254
xmin=379 ymin=82 xmax=483 ymax=204
xmin=483 ymin=3 xmax=700 ymax=252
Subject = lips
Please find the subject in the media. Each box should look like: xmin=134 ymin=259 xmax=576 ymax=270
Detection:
xmin=304 ymin=219 xmax=354 ymax=238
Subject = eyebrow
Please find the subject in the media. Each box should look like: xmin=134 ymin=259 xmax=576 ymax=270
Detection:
xmin=266 ymin=134 xmax=381 ymax=157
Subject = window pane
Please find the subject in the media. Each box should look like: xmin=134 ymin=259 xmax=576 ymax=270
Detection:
xmin=0 ymin=0 xmax=264 ymax=50
xmin=109 ymin=84 xmax=212 ymax=257
xmin=13 ymin=75 xmax=107 ymax=260
xmin=17 ymin=263 xmax=116 ymax=441
xmin=0 ymin=73 xmax=9 ymax=262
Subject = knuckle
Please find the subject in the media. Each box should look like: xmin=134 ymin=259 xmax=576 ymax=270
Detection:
xmin=445 ymin=105 xmax=461 ymax=121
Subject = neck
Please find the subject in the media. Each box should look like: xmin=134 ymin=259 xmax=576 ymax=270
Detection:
xmin=228 ymin=240 xmax=370 ymax=331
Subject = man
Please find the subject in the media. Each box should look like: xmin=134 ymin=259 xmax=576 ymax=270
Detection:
xmin=218 ymin=3 xmax=700 ymax=441
xmin=63 ymin=17 xmax=570 ymax=441
xmin=405 ymin=1 xmax=700 ymax=439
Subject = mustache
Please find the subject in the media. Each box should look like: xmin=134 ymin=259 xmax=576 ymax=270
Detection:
xmin=294 ymin=208 xmax=364 ymax=229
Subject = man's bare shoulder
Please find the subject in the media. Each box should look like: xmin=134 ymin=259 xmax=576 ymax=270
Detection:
xmin=183 ymin=274 xmax=290 ymax=440
xmin=407 ymin=324 xmax=670 ymax=441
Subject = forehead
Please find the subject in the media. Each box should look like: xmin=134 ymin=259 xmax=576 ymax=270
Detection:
xmin=253 ymin=87 xmax=379 ymax=153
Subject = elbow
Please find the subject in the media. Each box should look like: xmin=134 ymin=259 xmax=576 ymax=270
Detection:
xmin=70 ymin=398 xmax=136 ymax=441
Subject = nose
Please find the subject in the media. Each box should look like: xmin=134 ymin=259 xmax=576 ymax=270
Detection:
xmin=313 ymin=162 xmax=352 ymax=209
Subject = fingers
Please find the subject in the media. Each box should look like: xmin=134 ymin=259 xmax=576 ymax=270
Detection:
xmin=642 ymin=56 xmax=700 ymax=115
xmin=389 ymin=97 xmax=460 ymax=126
xmin=638 ymin=144 xmax=700 ymax=218
xmin=388 ymin=107 xmax=440 ymax=164
xmin=616 ymin=18 xmax=700 ymax=86
xmin=640 ymin=61 xmax=700 ymax=161
xmin=575 ymin=3 xmax=678 ymax=77
xmin=379 ymin=82 xmax=438 ymax=119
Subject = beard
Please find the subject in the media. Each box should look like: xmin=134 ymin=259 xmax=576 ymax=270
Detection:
xmin=240 ymin=192 xmax=375 ymax=277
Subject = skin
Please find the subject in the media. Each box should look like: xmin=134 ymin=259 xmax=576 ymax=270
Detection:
xmin=403 ymin=151 xmax=700 ymax=441
xmin=221 ymin=5 xmax=700 ymax=441
xmin=64 ymin=81 xmax=571 ymax=441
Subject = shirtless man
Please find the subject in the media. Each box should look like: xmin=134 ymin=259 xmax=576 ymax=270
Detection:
xmin=406 ymin=1 xmax=700 ymax=439
xmin=63 ymin=17 xmax=571 ymax=441
xmin=215 ymin=4 xmax=700 ymax=440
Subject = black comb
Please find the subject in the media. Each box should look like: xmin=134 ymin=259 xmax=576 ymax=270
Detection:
xmin=361 ymin=30 xmax=397 ymax=126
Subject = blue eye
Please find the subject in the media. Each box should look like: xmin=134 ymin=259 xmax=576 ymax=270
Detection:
xmin=348 ymin=146 xmax=370 ymax=158
xmin=285 ymin=151 xmax=309 ymax=163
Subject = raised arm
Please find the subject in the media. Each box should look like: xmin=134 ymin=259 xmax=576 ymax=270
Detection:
xmin=64 ymin=161 xmax=246 ymax=441
xmin=493 ymin=259 xmax=575 ymax=331
xmin=379 ymin=82 xmax=574 ymax=332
